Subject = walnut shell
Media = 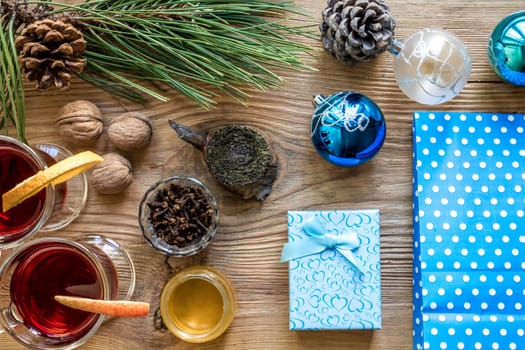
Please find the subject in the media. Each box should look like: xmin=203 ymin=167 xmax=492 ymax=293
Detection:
xmin=89 ymin=153 xmax=133 ymax=194
xmin=107 ymin=112 xmax=152 ymax=152
xmin=55 ymin=100 xmax=103 ymax=146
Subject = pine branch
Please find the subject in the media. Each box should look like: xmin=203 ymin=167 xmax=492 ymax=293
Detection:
xmin=0 ymin=0 xmax=316 ymax=141
xmin=47 ymin=0 xmax=316 ymax=108
xmin=1 ymin=8 xmax=26 ymax=143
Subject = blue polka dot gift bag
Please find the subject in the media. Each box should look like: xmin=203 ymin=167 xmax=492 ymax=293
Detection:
xmin=281 ymin=209 xmax=381 ymax=330
xmin=413 ymin=111 xmax=525 ymax=350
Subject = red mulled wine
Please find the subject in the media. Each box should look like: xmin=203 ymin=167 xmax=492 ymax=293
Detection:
xmin=0 ymin=141 xmax=46 ymax=238
xmin=10 ymin=242 xmax=104 ymax=340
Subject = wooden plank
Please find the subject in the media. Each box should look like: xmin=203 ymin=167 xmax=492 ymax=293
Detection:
xmin=1 ymin=1 xmax=524 ymax=349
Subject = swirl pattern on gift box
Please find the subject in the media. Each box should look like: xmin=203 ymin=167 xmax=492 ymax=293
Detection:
xmin=286 ymin=210 xmax=381 ymax=330
xmin=413 ymin=112 xmax=525 ymax=350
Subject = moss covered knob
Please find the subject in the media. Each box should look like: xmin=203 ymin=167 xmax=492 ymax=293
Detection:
xmin=169 ymin=120 xmax=278 ymax=201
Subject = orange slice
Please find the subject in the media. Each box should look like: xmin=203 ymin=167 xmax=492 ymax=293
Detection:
xmin=54 ymin=295 xmax=150 ymax=317
xmin=2 ymin=151 xmax=103 ymax=212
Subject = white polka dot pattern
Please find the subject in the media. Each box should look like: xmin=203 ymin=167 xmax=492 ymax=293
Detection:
xmin=413 ymin=112 xmax=525 ymax=350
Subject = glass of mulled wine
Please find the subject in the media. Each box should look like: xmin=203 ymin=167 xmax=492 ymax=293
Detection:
xmin=0 ymin=135 xmax=88 ymax=250
xmin=0 ymin=235 xmax=136 ymax=349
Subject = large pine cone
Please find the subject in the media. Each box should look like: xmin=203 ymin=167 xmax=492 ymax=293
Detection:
xmin=320 ymin=0 xmax=395 ymax=65
xmin=15 ymin=19 xmax=87 ymax=89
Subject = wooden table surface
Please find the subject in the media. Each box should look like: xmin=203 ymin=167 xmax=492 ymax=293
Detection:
xmin=1 ymin=1 xmax=525 ymax=349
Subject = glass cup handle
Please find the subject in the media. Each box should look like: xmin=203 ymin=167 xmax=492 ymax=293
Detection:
xmin=0 ymin=304 xmax=23 ymax=335
xmin=33 ymin=144 xmax=88 ymax=231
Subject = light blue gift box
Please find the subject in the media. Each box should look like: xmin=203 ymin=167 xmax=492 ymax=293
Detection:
xmin=281 ymin=209 xmax=381 ymax=330
xmin=413 ymin=111 xmax=525 ymax=349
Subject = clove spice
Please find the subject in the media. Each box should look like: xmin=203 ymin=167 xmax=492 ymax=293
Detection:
xmin=147 ymin=183 xmax=215 ymax=248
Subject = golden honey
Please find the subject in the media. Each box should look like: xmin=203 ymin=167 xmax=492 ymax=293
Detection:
xmin=160 ymin=265 xmax=236 ymax=343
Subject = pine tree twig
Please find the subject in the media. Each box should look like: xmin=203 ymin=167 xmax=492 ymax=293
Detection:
xmin=1 ymin=5 xmax=26 ymax=142
xmin=1 ymin=0 xmax=317 ymax=142
xmin=48 ymin=0 xmax=317 ymax=107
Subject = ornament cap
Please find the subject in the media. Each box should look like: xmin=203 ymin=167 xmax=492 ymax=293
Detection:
xmin=312 ymin=94 xmax=327 ymax=107
xmin=388 ymin=38 xmax=405 ymax=56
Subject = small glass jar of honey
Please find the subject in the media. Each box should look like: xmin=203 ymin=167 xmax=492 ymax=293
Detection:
xmin=160 ymin=265 xmax=236 ymax=343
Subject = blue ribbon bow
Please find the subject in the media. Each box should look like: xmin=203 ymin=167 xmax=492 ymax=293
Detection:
xmin=281 ymin=216 xmax=364 ymax=273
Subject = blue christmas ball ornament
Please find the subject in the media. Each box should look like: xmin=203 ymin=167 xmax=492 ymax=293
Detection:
xmin=488 ymin=11 xmax=525 ymax=86
xmin=310 ymin=91 xmax=386 ymax=167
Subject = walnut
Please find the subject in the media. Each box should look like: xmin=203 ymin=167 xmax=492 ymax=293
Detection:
xmin=107 ymin=112 xmax=153 ymax=151
xmin=55 ymin=100 xmax=103 ymax=146
xmin=89 ymin=153 xmax=133 ymax=194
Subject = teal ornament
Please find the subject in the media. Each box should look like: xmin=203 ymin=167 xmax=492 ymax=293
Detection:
xmin=311 ymin=91 xmax=386 ymax=167
xmin=280 ymin=215 xmax=364 ymax=273
xmin=390 ymin=28 xmax=472 ymax=105
xmin=488 ymin=11 xmax=525 ymax=86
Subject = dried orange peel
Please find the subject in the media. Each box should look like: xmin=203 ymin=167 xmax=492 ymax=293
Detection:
xmin=54 ymin=295 xmax=150 ymax=317
xmin=2 ymin=151 xmax=103 ymax=213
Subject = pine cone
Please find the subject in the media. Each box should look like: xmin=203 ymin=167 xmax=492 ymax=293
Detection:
xmin=320 ymin=0 xmax=395 ymax=65
xmin=15 ymin=19 xmax=87 ymax=89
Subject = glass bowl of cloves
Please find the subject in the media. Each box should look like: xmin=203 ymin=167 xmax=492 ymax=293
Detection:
xmin=138 ymin=176 xmax=219 ymax=257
